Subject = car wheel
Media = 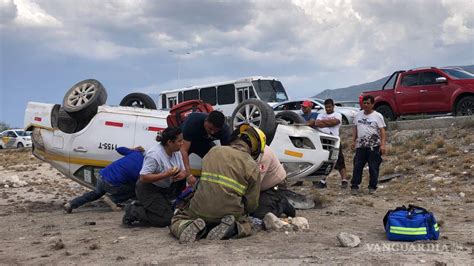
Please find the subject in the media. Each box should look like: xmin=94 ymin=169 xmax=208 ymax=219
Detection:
xmin=62 ymin=79 xmax=107 ymax=119
xmin=341 ymin=116 xmax=349 ymax=125
xmin=376 ymin=105 xmax=396 ymax=121
xmin=275 ymin=111 xmax=305 ymax=125
xmin=231 ymin=99 xmax=276 ymax=145
xmin=57 ymin=107 xmax=89 ymax=134
xmin=455 ymin=96 xmax=474 ymax=116
xmin=120 ymin=93 xmax=157 ymax=109
xmin=17 ymin=142 xmax=24 ymax=148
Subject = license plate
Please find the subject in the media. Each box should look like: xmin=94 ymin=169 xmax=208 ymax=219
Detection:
xmin=330 ymin=149 xmax=339 ymax=161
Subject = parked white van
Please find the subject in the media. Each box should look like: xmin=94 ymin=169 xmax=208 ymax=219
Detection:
xmin=159 ymin=76 xmax=289 ymax=116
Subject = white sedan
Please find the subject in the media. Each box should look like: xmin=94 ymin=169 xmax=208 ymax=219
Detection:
xmin=0 ymin=129 xmax=32 ymax=149
xmin=272 ymin=98 xmax=359 ymax=124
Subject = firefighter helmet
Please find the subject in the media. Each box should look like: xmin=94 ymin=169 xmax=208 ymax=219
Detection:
xmin=238 ymin=124 xmax=266 ymax=160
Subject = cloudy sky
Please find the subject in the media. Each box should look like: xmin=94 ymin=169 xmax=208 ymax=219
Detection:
xmin=1 ymin=0 xmax=473 ymax=127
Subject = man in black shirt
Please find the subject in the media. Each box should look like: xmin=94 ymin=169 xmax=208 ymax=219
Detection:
xmin=180 ymin=111 xmax=230 ymax=183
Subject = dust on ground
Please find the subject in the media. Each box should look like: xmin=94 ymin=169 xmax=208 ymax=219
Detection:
xmin=0 ymin=124 xmax=473 ymax=264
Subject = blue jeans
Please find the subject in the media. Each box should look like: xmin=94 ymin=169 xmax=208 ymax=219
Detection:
xmin=351 ymin=147 xmax=383 ymax=190
xmin=70 ymin=175 xmax=136 ymax=209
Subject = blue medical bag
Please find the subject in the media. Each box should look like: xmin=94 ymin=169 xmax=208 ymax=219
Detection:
xmin=383 ymin=205 xmax=440 ymax=241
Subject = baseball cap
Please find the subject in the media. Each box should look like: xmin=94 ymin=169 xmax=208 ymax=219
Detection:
xmin=302 ymin=100 xmax=313 ymax=108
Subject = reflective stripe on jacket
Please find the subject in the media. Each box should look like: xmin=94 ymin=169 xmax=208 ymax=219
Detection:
xmin=188 ymin=142 xmax=261 ymax=223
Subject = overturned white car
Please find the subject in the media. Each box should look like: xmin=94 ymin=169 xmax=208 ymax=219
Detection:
xmin=24 ymin=79 xmax=340 ymax=189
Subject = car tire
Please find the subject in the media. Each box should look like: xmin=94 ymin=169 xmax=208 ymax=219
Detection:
xmin=57 ymin=107 xmax=89 ymax=134
xmin=17 ymin=142 xmax=24 ymax=148
xmin=275 ymin=111 xmax=305 ymax=125
xmin=120 ymin=93 xmax=157 ymax=109
xmin=62 ymin=79 xmax=107 ymax=119
xmin=231 ymin=99 xmax=276 ymax=145
xmin=341 ymin=115 xmax=349 ymax=125
xmin=455 ymin=96 xmax=474 ymax=116
xmin=376 ymin=105 xmax=396 ymax=121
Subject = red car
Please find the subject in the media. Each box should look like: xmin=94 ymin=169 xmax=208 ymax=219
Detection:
xmin=359 ymin=67 xmax=474 ymax=120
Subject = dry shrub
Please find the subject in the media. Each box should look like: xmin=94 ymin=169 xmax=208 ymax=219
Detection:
xmin=399 ymin=152 xmax=412 ymax=160
xmin=425 ymin=158 xmax=437 ymax=166
xmin=444 ymin=145 xmax=459 ymax=158
xmin=433 ymin=137 xmax=445 ymax=148
xmin=381 ymin=164 xmax=395 ymax=175
xmin=424 ymin=144 xmax=437 ymax=155
xmin=450 ymin=169 xmax=462 ymax=177
xmin=412 ymin=132 xmax=428 ymax=140
xmin=415 ymin=157 xmax=427 ymax=165
xmin=462 ymin=134 xmax=474 ymax=145
xmin=392 ymin=143 xmax=409 ymax=154
xmin=0 ymin=150 xmax=38 ymax=168
xmin=410 ymin=139 xmax=425 ymax=150
xmin=461 ymin=156 xmax=474 ymax=164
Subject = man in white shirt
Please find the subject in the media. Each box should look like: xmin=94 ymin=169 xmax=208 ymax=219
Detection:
xmin=308 ymin=99 xmax=348 ymax=189
xmin=350 ymin=95 xmax=386 ymax=195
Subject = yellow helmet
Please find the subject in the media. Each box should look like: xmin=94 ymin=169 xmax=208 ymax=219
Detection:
xmin=238 ymin=124 xmax=266 ymax=160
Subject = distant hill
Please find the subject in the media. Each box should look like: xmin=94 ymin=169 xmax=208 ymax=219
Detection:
xmin=314 ymin=65 xmax=474 ymax=101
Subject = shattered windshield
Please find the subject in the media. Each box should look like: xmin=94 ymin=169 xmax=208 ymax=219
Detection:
xmin=440 ymin=69 xmax=474 ymax=79
xmin=252 ymin=80 xmax=289 ymax=103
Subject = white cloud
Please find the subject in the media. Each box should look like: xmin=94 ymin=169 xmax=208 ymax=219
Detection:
xmin=14 ymin=0 xmax=61 ymax=27
xmin=2 ymin=0 xmax=474 ymax=90
xmin=440 ymin=0 xmax=474 ymax=45
xmin=0 ymin=0 xmax=17 ymax=24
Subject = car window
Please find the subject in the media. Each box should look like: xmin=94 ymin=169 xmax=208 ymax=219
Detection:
xmin=7 ymin=131 xmax=17 ymax=137
xmin=200 ymin=87 xmax=217 ymax=105
xmin=420 ymin=72 xmax=443 ymax=85
xmin=217 ymin=84 xmax=235 ymax=104
xmin=15 ymin=130 xmax=27 ymax=137
xmin=274 ymin=104 xmax=286 ymax=111
xmin=161 ymin=94 xmax=167 ymax=109
xmin=183 ymin=89 xmax=199 ymax=101
xmin=312 ymin=103 xmax=323 ymax=110
xmin=440 ymin=68 xmax=474 ymax=79
xmin=400 ymin=73 xmax=420 ymax=86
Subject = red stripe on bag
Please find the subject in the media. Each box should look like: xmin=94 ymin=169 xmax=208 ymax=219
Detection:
xmin=34 ymin=117 xmax=42 ymax=122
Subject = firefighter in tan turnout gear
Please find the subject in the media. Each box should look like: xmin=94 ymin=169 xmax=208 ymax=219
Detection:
xmin=170 ymin=124 xmax=266 ymax=243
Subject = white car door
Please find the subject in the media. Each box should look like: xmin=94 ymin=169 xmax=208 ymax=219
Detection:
xmin=69 ymin=112 xmax=137 ymax=187
xmin=133 ymin=113 xmax=168 ymax=151
xmin=3 ymin=131 xmax=17 ymax=148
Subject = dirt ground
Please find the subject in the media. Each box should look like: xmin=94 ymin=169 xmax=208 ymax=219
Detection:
xmin=1 ymin=124 xmax=473 ymax=264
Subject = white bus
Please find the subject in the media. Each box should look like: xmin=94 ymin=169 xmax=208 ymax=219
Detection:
xmin=159 ymin=76 xmax=289 ymax=116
